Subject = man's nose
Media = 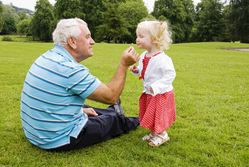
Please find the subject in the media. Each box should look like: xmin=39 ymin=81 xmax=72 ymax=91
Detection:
xmin=91 ymin=38 xmax=95 ymax=45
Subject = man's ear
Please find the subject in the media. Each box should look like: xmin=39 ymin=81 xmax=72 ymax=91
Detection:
xmin=67 ymin=36 xmax=77 ymax=49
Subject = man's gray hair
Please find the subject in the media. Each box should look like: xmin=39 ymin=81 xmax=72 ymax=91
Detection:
xmin=52 ymin=18 xmax=87 ymax=47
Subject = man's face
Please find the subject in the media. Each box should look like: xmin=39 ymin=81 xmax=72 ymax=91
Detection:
xmin=75 ymin=24 xmax=95 ymax=61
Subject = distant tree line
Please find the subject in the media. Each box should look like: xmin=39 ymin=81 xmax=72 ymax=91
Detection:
xmin=0 ymin=0 xmax=248 ymax=43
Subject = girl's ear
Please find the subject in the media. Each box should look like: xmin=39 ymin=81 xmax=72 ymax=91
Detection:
xmin=152 ymin=37 xmax=158 ymax=44
xmin=67 ymin=36 xmax=77 ymax=49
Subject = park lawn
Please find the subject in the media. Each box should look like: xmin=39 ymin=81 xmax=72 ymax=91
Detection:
xmin=0 ymin=41 xmax=248 ymax=166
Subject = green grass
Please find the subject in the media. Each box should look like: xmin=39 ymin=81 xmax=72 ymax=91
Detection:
xmin=0 ymin=41 xmax=248 ymax=166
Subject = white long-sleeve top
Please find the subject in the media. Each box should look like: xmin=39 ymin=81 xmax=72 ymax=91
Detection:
xmin=133 ymin=51 xmax=176 ymax=96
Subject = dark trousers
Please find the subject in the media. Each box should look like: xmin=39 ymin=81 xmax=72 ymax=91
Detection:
xmin=48 ymin=105 xmax=139 ymax=152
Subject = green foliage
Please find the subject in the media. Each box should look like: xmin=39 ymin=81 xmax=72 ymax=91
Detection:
xmin=194 ymin=0 xmax=226 ymax=42
xmin=0 ymin=3 xmax=33 ymax=34
xmin=1 ymin=5 xmax=19 ymax=23
xmin=2 ymin=36 xmax=13 ymax=41
xmin=229 ymin=0 xmax=249 ymax=43
xmin=0 ymin=4 xmax=3 ymax=32
xmin=54 ymin=0 xmax=85 ymax=19
xmin=220 ymin=4 xmax=234 ymax=42
xmin=158 ymin=15 xmax=167 ymax=21
xmin=96 ymin=3 xmax=129 ymax=43
xmin=1 ymin=5 xmax=19 ymax=34
xmin=31 ymin=0 xmax=54 ymax=42
xmin=2 ymin=0 xmax=249 ymax=43
xmin=80 ymin=0 xmax=106 ymax=40
xmin=18 ymin=12 xmax=28 ymax=21
xmin=119 ymin=0 xmax=148 ymax=43
xmin=1 ymin=16 xmax=17 ymax=34
xmin=0 ymin=42 xmax=249 ymax=166
xmin=17 ymin=18 xmax=31 ymax=35
xmin=49 ymin=19 xmax=59 ymax=37
xmin=0 ymin=35 xmax=39 ymax=42
xmin=80 ymin=0 xmax=127 ymax=41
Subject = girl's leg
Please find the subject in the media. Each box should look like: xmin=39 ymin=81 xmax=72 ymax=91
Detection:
xmin=151 ymin=130 xmax=156 ymax=137
xmin=151 ymin=130 xmax=167 ymax=137
xmin=157 ymin=131 xmax=167 ymax=136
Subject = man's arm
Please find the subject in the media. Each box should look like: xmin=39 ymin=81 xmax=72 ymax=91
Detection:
xmin=87 ymin=46 xmax=140 ymax=105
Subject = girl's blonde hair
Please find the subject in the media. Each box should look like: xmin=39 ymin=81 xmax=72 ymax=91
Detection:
xmin=137 ymin=20 xmax=172 ymax=50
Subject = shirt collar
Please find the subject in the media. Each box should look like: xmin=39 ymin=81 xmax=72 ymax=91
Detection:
xmin=52 ymin=45 xmax=77 ymax=63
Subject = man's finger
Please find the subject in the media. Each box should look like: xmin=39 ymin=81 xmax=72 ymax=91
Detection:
xmin=135 ymin=53 xmax=140 ymax=62
xmin=128 ymin=46 xmax=135 ymax=54
xmin=126 ymin=46 xmax=133 ymax=53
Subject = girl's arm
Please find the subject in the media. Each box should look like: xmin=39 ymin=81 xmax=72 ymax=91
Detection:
xmin=129 ymin=64 xmax=140 ymax=75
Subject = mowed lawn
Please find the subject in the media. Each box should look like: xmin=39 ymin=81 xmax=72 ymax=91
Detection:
xmin=0 ymin=41 xmax=248 ymax=166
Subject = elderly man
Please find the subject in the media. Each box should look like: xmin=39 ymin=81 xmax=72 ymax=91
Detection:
xmin=20 ymin=18 xmax=140 ymax=151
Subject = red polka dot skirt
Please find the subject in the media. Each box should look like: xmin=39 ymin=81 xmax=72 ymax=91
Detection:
xmin=139 ymin=90 xmax=176 ymax=133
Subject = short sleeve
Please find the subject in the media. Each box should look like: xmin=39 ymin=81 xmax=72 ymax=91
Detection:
xmin=67 ymin=67 xmax=101 ymax=99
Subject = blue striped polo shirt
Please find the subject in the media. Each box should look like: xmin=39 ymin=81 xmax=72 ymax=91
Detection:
xmin=20 ymin=45 xmax=101 ymax=149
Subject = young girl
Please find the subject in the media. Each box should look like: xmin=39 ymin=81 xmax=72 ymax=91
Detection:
xmin=129 ymin=20 xmax=176 ymax=146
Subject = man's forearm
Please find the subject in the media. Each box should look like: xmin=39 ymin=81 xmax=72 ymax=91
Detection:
xmin=107 ymin=62 xmax=129 ymax=103
xmin=87 ymin=46 xmax=139 ymax=105
xmin=87 ymin=63 xmax=128 ymax=105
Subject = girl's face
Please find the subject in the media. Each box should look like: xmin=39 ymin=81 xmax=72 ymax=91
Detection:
xmin=136 ymin=28 xmax=153 ymax=50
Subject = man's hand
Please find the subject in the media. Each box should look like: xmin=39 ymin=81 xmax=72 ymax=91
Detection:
xmin=83 ymin=108 xmax=98 ymax=117
xmin=120 ymin=46 xmax=140 ymax=67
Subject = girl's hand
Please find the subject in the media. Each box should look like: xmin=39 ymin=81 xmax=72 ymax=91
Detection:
xmin=149 ymin=86 xmax=154 ymax=94
xmin=129 ymin=64 xmax=139 ymax=74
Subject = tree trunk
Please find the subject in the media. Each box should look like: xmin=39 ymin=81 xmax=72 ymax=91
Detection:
xmin=113 ymin=35 xmax=116 ymax=43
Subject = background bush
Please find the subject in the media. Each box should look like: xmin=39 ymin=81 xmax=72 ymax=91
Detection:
xmin=2 ymin=36 xmax=13 ymax=41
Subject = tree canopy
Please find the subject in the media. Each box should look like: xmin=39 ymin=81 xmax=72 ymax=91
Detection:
xmin=54 ymin=0 xmax=84 ymax=19
xmin=194 ymin=0 xmax=226 ymax=42
xmin=17 ymin=18 xmax=31 ymax=35
xmin=1 ymin=16 xmax=17 ymax=34
xmin=119 ymin=0 xmax=148 ymax=43
xmin=1 ymin=0 xmax=249 ymax=43
xmin=31 ymin=0 xmax=54 ymax=41
xmin=96 ymin=3 xmax=129 ymax=43
xmin=0 ymin=4 xmax=3 ymax=32
xmin=229 ymin=0 xmax=249 ymax=43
